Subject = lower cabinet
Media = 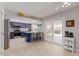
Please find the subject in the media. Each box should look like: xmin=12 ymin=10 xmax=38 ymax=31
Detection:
xmin=21 ymin=32 xmax=26 ymax=37
xmin=10 ymin=32 xmax=14 ymax=39
xmin=10 ymin=32 xmax=43 ymax=42
xmin=25 ymin=33 xmax=32 ymax=42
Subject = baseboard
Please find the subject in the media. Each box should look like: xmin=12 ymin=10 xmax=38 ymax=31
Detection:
xmin=53 ymin=42 xmax=62 ymax=46
xmin=75 ymin=50 xmax=79 ymax=53
xmin=44 ymin=40 xmax=53 ymax=43
xmin=44 ymin=40 xmax=63 ymax=47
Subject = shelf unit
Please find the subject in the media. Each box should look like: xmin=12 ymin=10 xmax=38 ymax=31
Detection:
xmin=64 ymin=37 xmax=75 ymax=52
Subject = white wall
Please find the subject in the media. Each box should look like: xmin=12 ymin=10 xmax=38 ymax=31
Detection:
xmin=0 ymin=4 xmax=1 ymax=53
xmin=43 ymin=7 xmax=79 ymax=51
xmin=0 ymin=3 xmax=4 ymax=55
xmin=42 ymin=19 xmax=53 ymax=42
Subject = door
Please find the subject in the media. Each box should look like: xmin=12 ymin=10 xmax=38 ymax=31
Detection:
xmin=53 ymin=19 xmax=62 ymax=45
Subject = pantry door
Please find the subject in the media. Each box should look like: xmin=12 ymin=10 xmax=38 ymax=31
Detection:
xmin=44 ymin=20 xmax=53 ymax=42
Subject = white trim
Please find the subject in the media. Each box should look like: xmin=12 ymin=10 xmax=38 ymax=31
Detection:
xmin=0 ymin=3 xmax=4 ymax=55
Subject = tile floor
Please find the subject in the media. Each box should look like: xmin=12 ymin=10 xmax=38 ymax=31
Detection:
xmin=3 ymin=37 xmax=79 ymax=56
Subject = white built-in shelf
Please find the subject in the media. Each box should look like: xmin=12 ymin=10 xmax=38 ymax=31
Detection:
xmin=64 ymin=37 xmax=74 ymax=52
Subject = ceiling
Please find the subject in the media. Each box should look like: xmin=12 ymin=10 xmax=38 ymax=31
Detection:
xmin=3 ymin=2 xmax=79 ymax=18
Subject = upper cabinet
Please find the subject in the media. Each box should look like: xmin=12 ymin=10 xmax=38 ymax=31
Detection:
xmin=10 ymin=22 xmax=31 ymax=28
xmin=10 ymin=22 xmax=42 ymax=32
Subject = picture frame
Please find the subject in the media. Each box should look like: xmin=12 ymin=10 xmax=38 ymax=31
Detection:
xmin=66 ymin=20 xmax=75 ymax=27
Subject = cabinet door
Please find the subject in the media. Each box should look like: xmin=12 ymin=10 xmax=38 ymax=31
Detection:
xmin=10 ymin=32 xmax=14 ymax=39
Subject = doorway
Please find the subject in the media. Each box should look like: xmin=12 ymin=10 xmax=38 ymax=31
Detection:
xmin=53 ymin=19 xmax=62 ymax=45
xmin=44 ymin=20 xmax=53 ymax=42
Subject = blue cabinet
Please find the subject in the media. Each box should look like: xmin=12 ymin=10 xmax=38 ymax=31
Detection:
xmin=10 ymin=22 xmax=31 ymax=29
xmin=25 ymin=33 xmax=32 ymax=42
xmin=10 ymin=32 xmax=14 ymax=39
xmin=21 ymin=32 xmax=32 ymax=42
xmin=21 ymin=32 xmax=26 ymax=37
xmin=24 ymin=32 xmax=43 ymax=42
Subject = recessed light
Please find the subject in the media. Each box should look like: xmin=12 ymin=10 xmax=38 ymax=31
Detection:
xmin=56 ymin=7 xmax=58 ymax=10
xmin=68 ymin=3 xmax=71 ymax=6
xmin=66 ymin=5 xmax=69 ymax=7
xmin=66 ymin=3 xmax=71 ymax=7
xmin=47 ymin=25 xmax=50 ymax=28
xmin=64 ymin=2 xmax=68 ymax=5
xmin=62 ymin=5 xmax=65 ymax=7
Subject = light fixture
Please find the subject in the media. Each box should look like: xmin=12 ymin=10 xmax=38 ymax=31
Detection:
xmin=62 ymin=5 xmax=65 ymax=7
xmin=64 ymin=2 xmax=68 ymax=5
xmin=18 ymin=11 xmax=26 ymax=17
xmin=56 ymin=7 xmax=58 ymax=10
xmin=47 ymin=25 xmax=50 ymax=28
xmin=67 ymin=3 xmax=71 ymax=6
xmin=66 ymin=3 xmax=71 ymax=7
xmin=66 ymin=5 xmax=69 ymax=7
xmin=62 ymin=2 xmax=71 ymax=8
